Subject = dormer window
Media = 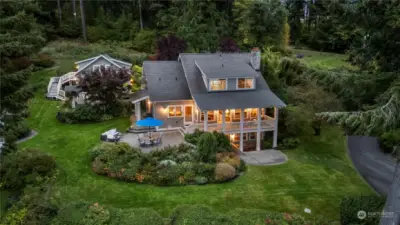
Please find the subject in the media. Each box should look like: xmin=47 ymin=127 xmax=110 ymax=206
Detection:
xmin=209 ymin=79 xmax=227 ymax=91
xmin=237 ymin=78 xmax=254 ymax=89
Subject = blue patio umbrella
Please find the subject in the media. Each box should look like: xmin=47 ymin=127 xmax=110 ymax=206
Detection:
xmin=136 ymin=117 xmax=163 ymax=138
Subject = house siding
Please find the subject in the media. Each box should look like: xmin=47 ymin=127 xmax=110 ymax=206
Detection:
xmin=77 ymin=58 xmax=119 ymax=74
xmin=153 ymin=100 xmax=194 ymax=128
xmin=227 ymin=78 xmax=237 ymax=91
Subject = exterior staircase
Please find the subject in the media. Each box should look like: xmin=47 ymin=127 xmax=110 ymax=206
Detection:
xmin=46 ymin=72 xmax=77 ymax=100
xmin=46 ymin=77 xmax=60 ymax=99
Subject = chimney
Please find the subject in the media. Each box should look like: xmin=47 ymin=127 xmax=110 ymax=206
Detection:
xmin=250 ymin=47 xmax=261 ymax=71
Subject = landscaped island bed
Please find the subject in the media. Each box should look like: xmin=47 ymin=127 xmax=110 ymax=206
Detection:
xmin=89 ymin=141 xmax=245 ymax=186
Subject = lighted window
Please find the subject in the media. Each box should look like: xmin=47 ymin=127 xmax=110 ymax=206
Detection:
xmin=168 ymin=106 xmax=183 ymax=117
xmin=237 ymin=78 xmax=254 ymax=89
xmin=209 ymin=79 xmax=227 ymax=91
xmin=200 ymin=111 xmax=215 ymax=121
xmin=250 ymin=109 xmax=257 ymax=118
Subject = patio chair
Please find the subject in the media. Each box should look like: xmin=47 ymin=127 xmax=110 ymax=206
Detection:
xmin=138 ymin=137 xmax=146 ymax=147
xmin=144 ymin=139 xmax=152 ymax=147
xmin=152 ymin=136 xmax=161 ymax=146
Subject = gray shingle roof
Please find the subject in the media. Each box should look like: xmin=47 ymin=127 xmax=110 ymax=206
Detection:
xmin=143 ymin=61 xmax=191 ymax=101
xmin=179 ymin=53 xmax=286 ymax=110
xmin=195 ymin=58 xmax=259 ymax=79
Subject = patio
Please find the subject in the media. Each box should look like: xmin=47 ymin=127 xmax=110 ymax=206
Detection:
xmin=119 ymin=131 xmax=185 ymax=153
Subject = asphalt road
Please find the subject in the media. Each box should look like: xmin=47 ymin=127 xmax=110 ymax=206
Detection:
xmin=347 ymin=136 xmax=399 ymax=225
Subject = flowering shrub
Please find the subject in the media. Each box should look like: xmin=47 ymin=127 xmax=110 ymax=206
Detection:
xmin=90 ymin=142 xmax=243 ymax=186
xmin=214 ymin=163 xmax=236 ymax=182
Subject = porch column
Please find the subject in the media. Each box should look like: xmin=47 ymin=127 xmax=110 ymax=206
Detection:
xmin=240 ymin=108 xmax=244 ymax=152
xmin=256 ymin=108 xmax=261 ymax=151
xmin=135 ymin=102 xmax=141 ymax=121
xmin=222 ymin=110 xmax=226 ymax=132
xmin=273 ymin=107 xmax=279 ymax=148
xmin=204 ymin=110 xmax=208 ymax=131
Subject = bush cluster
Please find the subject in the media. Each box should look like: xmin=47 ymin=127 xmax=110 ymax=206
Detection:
xmin=57 ymin=101 xmax=132 ymax=124
xmin=0 ymin=149 xmax=57 ymax=190
xmin=30 ymin=53 xmax=55 ymax=69
xmin=379 ymin=128 xmax=400 ymax=154
xmin=90 ymin=141 xmax=244 ymax=186
xmin=53 ymin=201 xmax=164 ymax=225
xmin=340 ymin=195 xmax=385 ymax=225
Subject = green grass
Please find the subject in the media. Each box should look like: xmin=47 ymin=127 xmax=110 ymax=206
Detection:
xmin=17 ymin=67 xmax=373 ymax=221
xmin=40 ymin=40 xmax=146 ymax=74
xmin=291 ymin=48 xmax=357 ymax=70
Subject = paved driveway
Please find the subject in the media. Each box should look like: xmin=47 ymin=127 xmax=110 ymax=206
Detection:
xmin=240 ymin=150 xmax=287 ymax=166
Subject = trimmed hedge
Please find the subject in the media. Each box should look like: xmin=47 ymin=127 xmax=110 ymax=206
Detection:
xmin=340 ymin=195 xmax=386 ymax=225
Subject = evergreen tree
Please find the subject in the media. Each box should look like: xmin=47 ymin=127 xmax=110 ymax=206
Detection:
xmin=0 ymin=0 xmax=45 ymax=154
xmin=234 ymin=0 xmax=287 ymax=48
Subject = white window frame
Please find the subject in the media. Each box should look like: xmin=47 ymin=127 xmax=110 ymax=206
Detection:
xmin=236 ymin=78 xmax=255 ymax=90
xmin=208 ymin=78 xmax=228 ymax=91
xmin=92 ymin=65 xmax=100 ymax=71
xmin=167 ymin=105 xmax=183 ymax=118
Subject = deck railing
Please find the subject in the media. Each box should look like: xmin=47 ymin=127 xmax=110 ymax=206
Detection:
xmin=186 ymin=118 xmax=275 ymax=133
xmin=56 ymin=72 xmax=77 ymax=100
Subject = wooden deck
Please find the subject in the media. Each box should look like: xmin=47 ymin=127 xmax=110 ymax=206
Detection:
xmin=185 ymin=119 xmax=275 ymax=133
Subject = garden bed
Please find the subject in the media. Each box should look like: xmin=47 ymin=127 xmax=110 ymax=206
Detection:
xmin=89 ymin=140 xmax=246 ymax=186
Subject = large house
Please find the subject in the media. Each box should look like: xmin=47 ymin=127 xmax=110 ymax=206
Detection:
xmin=47 ymin=54 xmax=132 ymax=102
xmin=131 ymin=49 xmax=286 ymax=151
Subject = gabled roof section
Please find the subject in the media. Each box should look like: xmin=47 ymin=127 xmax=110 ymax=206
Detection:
xmin=195 ymin=58 xmax=258 ymax=79
xmin=143 ymin=61 xmax=191 ymax=101
xmin=179 ymin=53 xmax=286 ymax=110
xmin=75 ymin=54 xmax=132 ymax=74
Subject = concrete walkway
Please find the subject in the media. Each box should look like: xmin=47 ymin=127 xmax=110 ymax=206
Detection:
xmin=16 ymin=130 xmax=38 ymax=144
xmin=240 ymin=150 xmax=287 ymax=165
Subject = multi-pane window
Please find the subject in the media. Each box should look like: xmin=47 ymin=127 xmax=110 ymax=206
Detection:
xmin=201 ymin=111 xmax=215 ymax=121
xmin=209 ymin=79 xmax=227 ymax=91
xmin=168 ymin=106 xmax=183 ymax=117
xmin=237 ymin=78 xmax=254 ymax=89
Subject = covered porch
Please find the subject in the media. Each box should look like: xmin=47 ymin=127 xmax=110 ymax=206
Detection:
xmin=189 ymin=105 xmax=280 ymax=152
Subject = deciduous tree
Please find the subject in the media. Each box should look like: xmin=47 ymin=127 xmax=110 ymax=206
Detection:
xmin=78 ymin=67 xmax=130 ymax=106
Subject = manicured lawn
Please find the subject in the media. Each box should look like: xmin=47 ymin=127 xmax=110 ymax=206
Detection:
xmin=291 ymin=48 xmax=357 ymax=70
xmin=18 ymin=68 xmax=374 ymax=221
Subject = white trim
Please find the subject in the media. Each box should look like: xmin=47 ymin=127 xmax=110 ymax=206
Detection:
xmin=76 ymin=55 xmax=122 ymax=74
xmin=208 ymin=78 xmax=228 ymax=92
xmin=236 ymin=77 xmax=255 ymax=90
xmin=183 ymin=105 xmax=194 ymax=124
xmin=167 ymin=105 xmax=184 ymax=118
xmin=92 ymin=65 xmax=100 ymax=71
xmin=75 ymin=56 xmax=98 ymax=64
xmin=131 ymin=96 xmax=149 ymax=104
